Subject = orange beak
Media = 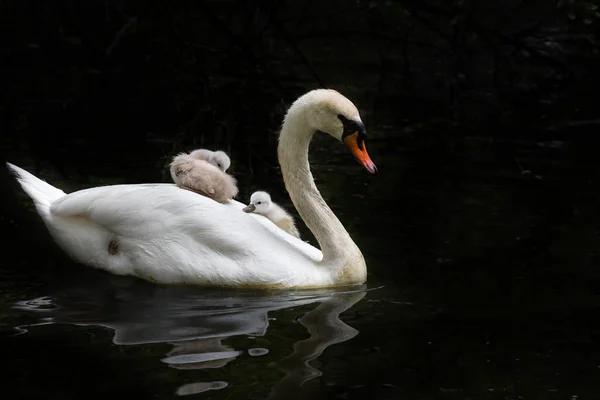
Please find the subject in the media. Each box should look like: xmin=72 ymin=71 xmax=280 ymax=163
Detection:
xmin=343 ymin=131 xmax=377 ymax=174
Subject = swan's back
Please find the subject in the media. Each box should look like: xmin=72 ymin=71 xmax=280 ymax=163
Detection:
xmin=48 ymin=183 xmax=325 ymax=286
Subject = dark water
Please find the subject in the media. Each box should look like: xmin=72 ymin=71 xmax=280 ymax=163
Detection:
xmin=1 ymin=126 xmax=600 ymax=399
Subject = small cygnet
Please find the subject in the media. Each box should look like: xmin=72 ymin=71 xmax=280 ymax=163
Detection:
xmin=242 ymin=191 xmax=300 ymax=238
xmin=170 ymin=149 xmax=238 ymax=203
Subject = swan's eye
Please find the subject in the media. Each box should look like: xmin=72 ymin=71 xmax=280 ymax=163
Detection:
xmin=257 ymin=201 xmax=262 ymax=204
xmin=338 ymin=114 xmax=366 ymax=149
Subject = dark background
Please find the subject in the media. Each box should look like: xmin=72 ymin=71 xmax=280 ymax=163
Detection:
xmin=1 ymin=0 xmax=599 ymax=178
xmin=1 ymin=1 xmax=600 ymax=399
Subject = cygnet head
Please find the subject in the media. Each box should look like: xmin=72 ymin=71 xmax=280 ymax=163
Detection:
xmin=284 ymin=89 xmax=377 ymax=174
xmin=189 ymin=149 xmax=231 ymax=172
xmin=242 ymin=191 xmax=271 ymax=214
xmin=210 ymin=151 xmax=231 ymax=172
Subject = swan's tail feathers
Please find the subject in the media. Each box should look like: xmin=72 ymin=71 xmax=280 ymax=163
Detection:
xmin=6 ymin=162 xmax=66 ymax=214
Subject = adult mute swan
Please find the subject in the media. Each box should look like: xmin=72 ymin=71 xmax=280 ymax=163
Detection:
xmin=7 ymin=89 xmax=377 ymax=289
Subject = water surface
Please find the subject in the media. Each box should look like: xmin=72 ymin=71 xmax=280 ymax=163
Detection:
xmin=1 ymin=127 xmax=600 ymax=399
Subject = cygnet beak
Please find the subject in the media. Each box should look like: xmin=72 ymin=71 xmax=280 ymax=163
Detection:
xmin=242 ymin=204 xmax=256 ymax=213
xmin=343 ymin=131 xmax=377 ymax=174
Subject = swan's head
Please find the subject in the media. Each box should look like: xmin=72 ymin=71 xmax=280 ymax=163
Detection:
xmin=242 ymin=191 xmax=271 ymax=214
xmin=189 ymin=149 xmax=231 ymax=172
xmin=295 ymin=89 xmax=377 ymax=174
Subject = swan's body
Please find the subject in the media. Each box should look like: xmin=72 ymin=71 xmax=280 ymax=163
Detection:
xmin=169 ymin=149 xmax=238 ymax=203
xmin=243 ymin=191 xmax=300 ymax=239
xmin=8 ymin=89 xmax=376 ymax=288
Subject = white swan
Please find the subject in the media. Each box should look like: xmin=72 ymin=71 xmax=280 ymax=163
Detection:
xmin=7 ymin=89 xmax=377 ymax=289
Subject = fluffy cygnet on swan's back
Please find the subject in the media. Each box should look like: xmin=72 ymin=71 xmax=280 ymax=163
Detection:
xmin=242 ymin=191 xmax=300 ymax=238
xmin=169 ymin=149 xmax=238 ymax=203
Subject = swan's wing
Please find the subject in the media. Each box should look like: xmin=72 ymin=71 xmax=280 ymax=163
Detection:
xmin=51 ymin=184 xmax=185 ymax=239
xmin=50 ymin=183 xmax=322 ymax=261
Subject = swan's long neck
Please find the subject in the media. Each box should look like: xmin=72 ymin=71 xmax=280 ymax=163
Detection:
xmin=278 ymin=107 xmax=362 ymax=269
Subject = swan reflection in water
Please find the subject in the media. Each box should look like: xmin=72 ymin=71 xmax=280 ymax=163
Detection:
xmin=12 ymin=274 xmax=372 ymax=398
